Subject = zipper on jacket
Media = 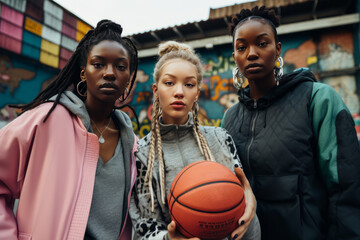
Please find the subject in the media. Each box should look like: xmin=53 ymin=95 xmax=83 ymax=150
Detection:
xmin=246 ymin=110 xmax=258 ymax=183
xmin=253 ymin=99 xmax=257 ymax=109
xmin=175 ymin=125 xmax=188 ymax=167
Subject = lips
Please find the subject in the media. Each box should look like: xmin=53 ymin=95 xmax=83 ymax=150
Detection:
xmin=245 ymin=63 xmax=263 ymax=72
xmin=99 ymin=82 xmax=119 ymax=90
xmin=171 ymin=101 xmax=185 ymax=109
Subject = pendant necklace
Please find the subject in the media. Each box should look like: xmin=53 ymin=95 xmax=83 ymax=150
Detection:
xmin=90 ymin=117 xmax=111 ymax=144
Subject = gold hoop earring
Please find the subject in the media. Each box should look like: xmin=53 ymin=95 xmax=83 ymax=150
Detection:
xmin=274 ymin=57 xmax=284 ymax=86
xmin=77 ymin=70 xmax=87 ymax=97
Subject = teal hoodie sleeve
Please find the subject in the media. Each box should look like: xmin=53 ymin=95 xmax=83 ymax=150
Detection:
xmin=310 ymin=82 xmax=360 ymax=239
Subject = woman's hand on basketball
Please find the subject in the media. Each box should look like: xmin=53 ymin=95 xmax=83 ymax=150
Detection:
xmin=167 ymin=221 xmax=200 ymax=240
xmin=231 ymin=167 xmax=256 ymax=240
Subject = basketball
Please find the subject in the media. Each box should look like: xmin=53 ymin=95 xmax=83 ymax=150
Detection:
xmin=168 ymin=161 xmax=245 ymax=239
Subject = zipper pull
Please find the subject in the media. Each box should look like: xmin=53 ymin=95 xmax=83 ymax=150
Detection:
xmin=254 ymin=99 xmax=257 ymax=108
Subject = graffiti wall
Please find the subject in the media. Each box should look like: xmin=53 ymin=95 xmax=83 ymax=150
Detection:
xmin=0 ymin=50 xmax=58 ymax=122
xmin=130 ymin=28 xmax=360 ymax=139
xmin=1 ymin=28 xmax=359 ymax=140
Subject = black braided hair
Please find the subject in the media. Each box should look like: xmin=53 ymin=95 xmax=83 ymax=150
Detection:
xmin=12 ymin=19 xmax=138 ymax=122
xmin=230 ymin=6 xmax=280 ymax=43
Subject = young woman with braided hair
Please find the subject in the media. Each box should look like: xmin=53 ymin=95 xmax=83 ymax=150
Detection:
xmin=222 ymin=6 xmax=360 ymax=240
xmin=129 ymin=41 xmax=260 ymax=240
xmin=0 ymin=20 xmax=139 ymax=239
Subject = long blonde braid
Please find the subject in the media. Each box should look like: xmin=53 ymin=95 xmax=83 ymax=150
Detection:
xmin=192 ymin=102 xmax=215 ymax=161
xmin=144 ymin=97 xmax=161 ymax=211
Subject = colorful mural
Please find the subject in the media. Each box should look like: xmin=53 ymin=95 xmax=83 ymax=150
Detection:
xmin=130 ymin=30 xmax=360 ymax=138
xmin=1 ymin=28 xmax=359 ymax=140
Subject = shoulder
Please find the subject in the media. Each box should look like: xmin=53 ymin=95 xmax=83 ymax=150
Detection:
xmin=200 ymin=126 xmax=229 ymax=142
xmin=11 ymin=102 xmax=71 ymax=126
xmin=114 ymin=109 xmax=133 ymax=128
xmin=311 ymin=82 xmax=348 ymax=112
xmin=222 ymin=102 xmax=241 ymax=126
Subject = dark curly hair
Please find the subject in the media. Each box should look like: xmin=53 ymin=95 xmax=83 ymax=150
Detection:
xmin=230 ymin=6 xmax=280 ymax=43
xmin=13 ymin=19 xmax=138 ymax=122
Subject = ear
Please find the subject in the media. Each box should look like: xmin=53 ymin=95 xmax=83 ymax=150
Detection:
xmin=80 ymin=67 xmax=86 ymax=80
xmin=276 ymin=42 xmax=282 ymax=59
xmin=232 ymin=51 xmax=235 ymax=62
xmin=195 ymin=88 xmax=200 ymax=102
xmin=152 ymin=83 xmax=158 ymax=98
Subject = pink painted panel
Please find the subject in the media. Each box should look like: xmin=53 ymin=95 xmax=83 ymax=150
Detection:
xmin=0 ymin=34 xmax=22 ymax=54
xmin=62 ymin=23 xmax=77 ymax=39
xmin=0 ymin=20 xmax=23 ymax=40
xmin=1 ymin=5 xmax=24 ymax=27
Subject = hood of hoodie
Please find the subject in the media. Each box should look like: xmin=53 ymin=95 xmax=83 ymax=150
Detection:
xmin=50 ymin=91 xmax=92 ymax=131
xmin=239 ymin=68 xmax=317 ymax=110
xmin=49 ymin=91 xmax=134 ymax=134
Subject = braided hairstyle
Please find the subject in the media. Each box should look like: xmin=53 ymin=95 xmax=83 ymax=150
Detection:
xmin=230 ymin=6 xmax=280 ymax=43
xmin=14 ymin=19 xmax=138 ymax=122
xmin=145 ymin=41 xmax=215 ymax=211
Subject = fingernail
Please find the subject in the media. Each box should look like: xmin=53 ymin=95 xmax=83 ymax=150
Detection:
xmin=240 ymin=220 xmax=245 ymax=225
xmin=232 ymin=234 xmax=238 ymax=240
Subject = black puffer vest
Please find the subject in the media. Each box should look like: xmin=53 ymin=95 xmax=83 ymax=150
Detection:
xmin=223 ymin=69 xmax=328 ymax=240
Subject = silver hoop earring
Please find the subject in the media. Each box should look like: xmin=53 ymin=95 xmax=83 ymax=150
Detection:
xmin=232 ymin=67 xmax=246 ymax=89
xmin=119 ymin=87 xmax=129 ymax=102
xmin=76 ymin=80 xmax=87 ymax=97
xmin=274 ymin=57 xmax=284 ymax=86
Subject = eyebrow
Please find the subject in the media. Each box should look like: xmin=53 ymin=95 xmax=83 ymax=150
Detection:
xmin=90 ymin=55 xmax=128 ymax=61
xmin=236 ymin=33 xmax=270 ymax=42
xmin=162 ymin=73 xmax=197 ymax=80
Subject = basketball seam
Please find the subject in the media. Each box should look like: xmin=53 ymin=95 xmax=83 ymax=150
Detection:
xmin=174 ymin=181 xmax=244 ymax=213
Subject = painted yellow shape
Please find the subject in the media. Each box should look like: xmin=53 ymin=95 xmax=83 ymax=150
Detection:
xmin=41 ymin=39 xmax=60 ymax=56
xmin=307 ymin=56 xmax=318 ymax=66
xmin=24 ymin=17 xmax=42 ymax=36
xmin=40 ymin=51 xmax=59 ymax=68
xmin=77 ymin=20 xmax=92 ymax=34
xmin=76 ymin=31 xmax=85 ymax=42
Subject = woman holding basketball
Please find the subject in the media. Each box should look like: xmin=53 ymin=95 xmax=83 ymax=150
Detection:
xmin=221 ymin=6 xmax=360 ymax=240
xmin=129 ymin=41 xmax=260 ymax=240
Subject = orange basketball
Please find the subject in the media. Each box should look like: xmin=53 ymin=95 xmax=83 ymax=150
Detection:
xmin=168 ymin=161 xmax=245 ymax=239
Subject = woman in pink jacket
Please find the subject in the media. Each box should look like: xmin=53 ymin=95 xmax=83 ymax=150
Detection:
xmin=0 ymin=20 xmax=138 ymax=240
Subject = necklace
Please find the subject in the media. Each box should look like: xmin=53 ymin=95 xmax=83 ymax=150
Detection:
xmin=90 ymin=117 xmax=111 ymax=144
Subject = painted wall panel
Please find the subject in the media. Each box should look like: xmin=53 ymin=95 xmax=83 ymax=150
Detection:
xmin=40 ymin=50 xmax=59 ymax=68
xmin=1 ymin=4 xmax=23 ymax=26
xmin=42 ymin=25 xmax=61 ymax=45
xmin=43 ymin=0 xmax=63 ymax=19
xmin=41 ymin=39 xmax=59 ymax=56
xmin=0 ymin=0 xmax=26 ymax=12
xmin=24 ymin=17 xmax=42 ymax=36
xmin=44 ymin=12 xmax=62 ymax=31
xmin=23 ymin=30 xmax=42 ymax=48
xmin=76 ymin=30 xmax=84 ymax=42
xmin=61 ymin=35 xmax=78 ymax=51
xmin=25 ymin=0 xmax=44 ymax=22
xmin=22 ymin=43 xmax=41 ymax=60
xmin=77 ymin=20 xmax=91 ymax=34
xmin=0 ymin=20 xmax=22 ymax=40
xmin=0 ymin=33 xmax=21 ymax=53
xmin=62 ymin=23 xmax=76 ymax=39
xmin=63 ymin=11 xmax=77 ymax=26
xmin=60 ymin=47 xmax=72 ymax=60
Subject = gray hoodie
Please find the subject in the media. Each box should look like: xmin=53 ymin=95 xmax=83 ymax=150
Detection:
xmin=52 ymin=91 xmax=135 ymax=239
xmin=129 ymin=115 xmax=260 ymax=240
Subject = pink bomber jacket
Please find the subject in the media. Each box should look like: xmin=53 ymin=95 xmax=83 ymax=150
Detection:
xmin=0 ymin=103 xmax=138 ymax=240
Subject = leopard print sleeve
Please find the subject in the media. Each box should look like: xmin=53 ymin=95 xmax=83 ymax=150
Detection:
xmin=224 ymin=131 xmax=243 ymax=169
xmin=129 ymin=150 xmax=169 ymax=239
